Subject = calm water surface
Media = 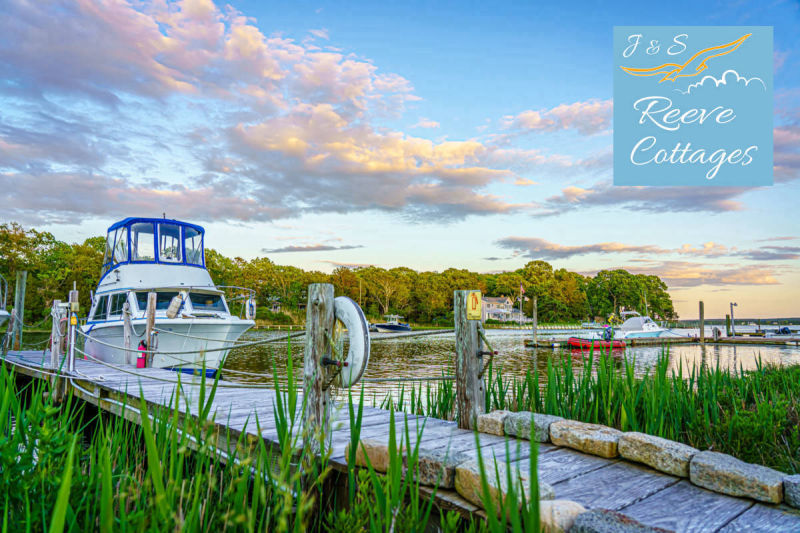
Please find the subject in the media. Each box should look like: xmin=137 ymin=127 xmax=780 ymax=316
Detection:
xmin=223 ymin=328 xmax=800 ymax=404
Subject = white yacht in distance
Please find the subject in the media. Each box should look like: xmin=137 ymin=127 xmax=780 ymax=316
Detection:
xmin=82 ymin=217 xmax=255 ymax=377
xmin=616 ymin=311 xmax=677 ymax=339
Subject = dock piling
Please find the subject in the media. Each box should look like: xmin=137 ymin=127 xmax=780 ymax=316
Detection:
xmin=532 ymin=295 xmax=538 ymax=347
xmin=303 ymin=283 xmax=334 ymax=455
xmin=50 ymin=300 xmax=66 ymax=401
xmin=68 ymin=288 xmax=78 ymax=372
xmin=454 ymin=290 xmax=484 ymax=430
xmin=123 ymin=302 xmax=133 ymax=365
xmin=699 ymin=301 xmax=705 ymax=345
xmin=12 ymin=270 xmax=27 ymax=351
xmin=145 ymin=292 xmax=156 ymax=366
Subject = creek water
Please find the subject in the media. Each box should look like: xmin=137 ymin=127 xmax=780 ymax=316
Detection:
xmin=222 ymin=328 xmax=800 ymax=405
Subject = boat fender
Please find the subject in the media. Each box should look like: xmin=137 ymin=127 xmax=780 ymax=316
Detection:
xmin=245 ymin=297 xmax=257 ymax=321
xmin=333 ymin=296 xmax=371 ymax=387
xmin=166 ymin=291 xmax=187 ymax=319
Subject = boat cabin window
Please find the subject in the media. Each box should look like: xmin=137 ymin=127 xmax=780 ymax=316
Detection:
xmin=113 ymin=227 xmax=129 ymax=264
xmin=131 ymin=223 xmax=156 ymax=262
xmin=108 ymin=293 xmax=127 ymax=317
xmin=102 ymin=230 xmax=114 ymax=275
xmin=189 ymin=293 xmax=226 ymax=312
xmin=135 ymin=291 xmax=180 ymax=311
xmin=184 ymin=227 xmax=203 ymax=266
xmin=159 ymin=224 xmax=182 ymax=263
xmin=93 ymin=295 xmax=109 ymax=321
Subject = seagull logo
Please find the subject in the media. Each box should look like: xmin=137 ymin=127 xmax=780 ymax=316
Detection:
xmin=621 ymin=33 xmax=752 ymax=82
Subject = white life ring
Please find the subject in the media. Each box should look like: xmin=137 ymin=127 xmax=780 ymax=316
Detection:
xmin=245 ymin=297 xmax=256 ymax=321
xmin=333 ymin=296 xmax=370 ymax=387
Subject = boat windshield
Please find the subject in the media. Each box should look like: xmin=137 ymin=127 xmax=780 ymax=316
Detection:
xmin=184 ymin=227 xmax=203 ymax=265
xmin=189 ymin=293 xmax=227 ymax=312
xmin=131 ymin=223 xmax=156 ymax=262
xmin=135 ymin=291 xmax=180 ymax=311
xmin=100 ymin=219 xmax=205 ymax=275
xmin=159 ymin=224 xmax=182 ymax=263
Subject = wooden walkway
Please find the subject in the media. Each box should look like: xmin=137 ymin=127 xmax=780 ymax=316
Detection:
xmin=4 ymin=350 xmax=800 ymax=532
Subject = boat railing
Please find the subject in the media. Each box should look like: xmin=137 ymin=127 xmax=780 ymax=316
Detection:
xmin=216 ymin=285 xmax=257 ymax=319
xmin=216 ymin=285 xmax=256 ymax=301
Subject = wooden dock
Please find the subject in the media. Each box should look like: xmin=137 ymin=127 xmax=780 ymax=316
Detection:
xmin=4 ymin=349 xmax=799 ymax=532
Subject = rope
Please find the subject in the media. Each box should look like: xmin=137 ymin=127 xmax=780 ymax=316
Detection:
xmin=153 ymin=326 xmax=254 ymax=344
xmin=9 ymin=313 xmax=52 ymax=330
xmin=77 ymin=328 xmax=299 ymax=356
xmin=74 ymin=346 xmax=275 ymax=389
xmin=0 ymin=353 xmax=70 ymax=378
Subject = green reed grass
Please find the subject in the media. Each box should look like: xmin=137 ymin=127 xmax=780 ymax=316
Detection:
xmin=1 ymin=342 xmax=542 ymax=532
xmin=380 ymin=346 xmax=800 ymax=474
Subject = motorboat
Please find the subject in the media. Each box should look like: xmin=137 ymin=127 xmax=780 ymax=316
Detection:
xmin=615 ymin=311 xmax=679 ymax=339
xmin=374 ymin=315 xmax=411 ymax=333
xmin=81 ymin=217 xmax=255 ymax=377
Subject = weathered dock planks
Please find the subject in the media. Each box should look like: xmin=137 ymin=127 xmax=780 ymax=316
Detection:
xmin=3 ymin=349 xmax=799 ymax=532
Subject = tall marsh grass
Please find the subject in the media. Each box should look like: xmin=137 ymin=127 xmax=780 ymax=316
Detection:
xmin=0 ymin=350 xmax=542 ymax=532
xmin=382 ymin=348 xmax=800 ymax=474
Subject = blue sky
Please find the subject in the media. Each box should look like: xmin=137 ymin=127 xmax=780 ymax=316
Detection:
xmin=1 ymin=0 xmax=799 ymax=318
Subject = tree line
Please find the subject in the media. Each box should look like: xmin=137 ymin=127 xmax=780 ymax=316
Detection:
xmin=0 ymin=222 xmax=676 ymax=325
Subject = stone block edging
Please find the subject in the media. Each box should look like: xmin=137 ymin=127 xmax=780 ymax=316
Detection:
xmin=475 ymin=409 xmax=797 ymax=509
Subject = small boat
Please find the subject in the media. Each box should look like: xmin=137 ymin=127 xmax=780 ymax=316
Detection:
xmin=82 ymin=217 xmax=255 ymax=378
xmin=567 ymin=337 xmax=626 ymax=350
xmin=374 ymin=315 xmax=411 ymax=333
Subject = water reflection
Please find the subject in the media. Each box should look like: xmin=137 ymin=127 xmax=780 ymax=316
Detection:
xmin=223 ymin=329 xmax=800 ymax=405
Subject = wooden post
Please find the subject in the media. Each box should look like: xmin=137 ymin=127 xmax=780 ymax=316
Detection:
xmin=145 ymin=292 xmax=156 ymax=367
xmin=532 ymin=296 xmax=538 ymax=347
xmin=699 ymin=301 xmax=705 ymax=344
xmin=50 ymin=301 xmax=66 ymax=401
xmin=68 ymin=288 xmax=78 ymax=372
xmin=303 ymin=283 xmax=334 ymax=455
xmin=454 ymin=290 xmax=484 ymax=430
xmin=725 ymin=314 xmax=731 ymax=337
xmin=2 ymin=309 xmax=15 ymax=355
xmin=123 ymin=302 xmax=133 ymax=365
xmin=12 ymin=270 xmax=27 ymax=350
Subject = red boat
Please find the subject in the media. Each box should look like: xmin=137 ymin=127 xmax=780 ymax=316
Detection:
xmin=567 ymin=337 xmax=626 ymax=350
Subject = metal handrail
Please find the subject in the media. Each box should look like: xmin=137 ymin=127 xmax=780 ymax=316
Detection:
xmin=216 ymin=285 xmax=256 ymax=301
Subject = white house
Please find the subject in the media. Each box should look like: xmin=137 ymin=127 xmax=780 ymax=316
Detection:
xmin=482 ymin=296 xmax=513 ymax=322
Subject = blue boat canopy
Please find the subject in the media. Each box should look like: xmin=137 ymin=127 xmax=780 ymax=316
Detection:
xmin=101 ymin=218 xmax=206 ymax=276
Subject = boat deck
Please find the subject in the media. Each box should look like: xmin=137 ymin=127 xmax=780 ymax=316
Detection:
xmin=3 ymin=349 xmax=799 ymax=531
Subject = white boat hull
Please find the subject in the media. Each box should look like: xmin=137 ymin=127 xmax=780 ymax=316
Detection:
xmin=82 ymin=317 xmax=253 ymax=372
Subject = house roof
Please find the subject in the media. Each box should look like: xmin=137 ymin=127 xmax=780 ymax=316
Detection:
xmin=483 ymin=296 xmax=512 ymax=304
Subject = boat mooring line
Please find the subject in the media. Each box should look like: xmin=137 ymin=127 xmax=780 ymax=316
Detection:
xmin=74 ymin=346 xmax=275 ymax=389
xmin=77 ymin=328 xmax=300 ymax=356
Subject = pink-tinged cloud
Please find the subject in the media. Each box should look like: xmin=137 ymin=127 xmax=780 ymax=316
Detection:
xmin=0 ymin=171 xmax=286 ymax=224
xmin=532 ymin=181 xmax=750 ymax=216
xmin=496 ymin=237 xmax=797 ymax=262
xmin=581 ymin=261 xmax=783 ymax=288
xmin=625 ymin=261 xmax=781 ymax=287
xmin=501 ymin=99 xmax=612 ymax=136
xmin=412 ymin=118 xmax=440 ymax=129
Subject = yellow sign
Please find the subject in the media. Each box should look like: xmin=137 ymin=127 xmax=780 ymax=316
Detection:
xmin=467 ymin=291 xmax=482 ymax=320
